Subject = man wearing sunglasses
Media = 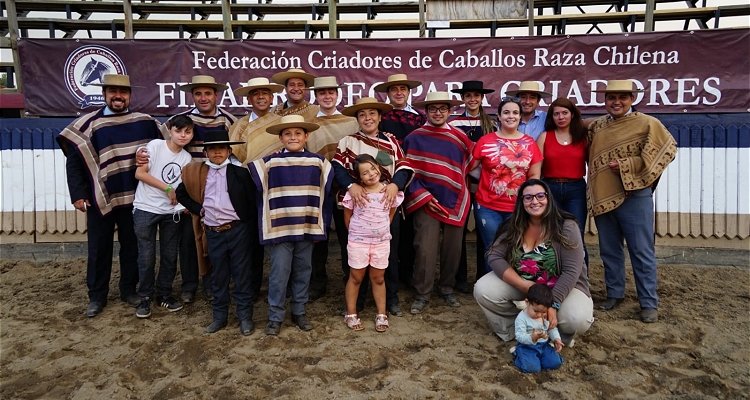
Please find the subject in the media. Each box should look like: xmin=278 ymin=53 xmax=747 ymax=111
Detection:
xmin=401 ymin=92 xmax=474 ymax=315
xmin=588 ymin=80 xmax=677 ymax=323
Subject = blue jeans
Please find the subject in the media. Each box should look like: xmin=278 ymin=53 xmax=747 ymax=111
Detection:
xmin=268 ymin=240 xmax=314 ymax=322
xmin=133 ymin=209 xmax=180 ymax=299
xmin=206 ymin=222 xmax=254 ymax=322
xmin=594 ymin=188 xmax=659 ymax=309
xmin=544 ymin=178 xmax=589 ymax=267
xmin=474 ymin=202 xmax=513 ymax=273
xmin=514 ymin=341 xmax=563 ymax=373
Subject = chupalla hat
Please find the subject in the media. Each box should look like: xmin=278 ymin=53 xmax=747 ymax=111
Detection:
xmin=373 ymin=74 xmax=422 ymax=93
xmin=341 ymin=97 xmax=393 ymax=117
xmin=233 ymin=77 xmax=285 ymax=97
xmin=271 ymin=68 xmax=316 ymax=87
xmin=412 ymin=91 xmax=464 ymax=108
xmin=201 ymin=130 xmax=245 ymax=146
xmin=265 ymin=115 xmax=320 ymax=135
xmin=591 ymin=79 xmax=645 ymax=93
xmin=91 ymin=74 xmax=142 ymax=88
xmin=178 ymin=75 xmax=229 ymax=92
xmin=504 ymin=81 xmax=552 ymax=98
xmin=308 ymin=76 xmax=345 ymax=90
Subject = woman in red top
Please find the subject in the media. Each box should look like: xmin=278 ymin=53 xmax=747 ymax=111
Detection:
xmin=472 ymin=97 xmax=543 ymax=274
xmin=536 ymin=98 xmax=588 ymax=265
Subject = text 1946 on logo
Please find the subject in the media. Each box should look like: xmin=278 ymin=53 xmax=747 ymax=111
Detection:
xmin=64 ymin=45 xmax=127 ymax=109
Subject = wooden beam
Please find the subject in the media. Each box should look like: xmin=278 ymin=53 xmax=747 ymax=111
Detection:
xmin=529 ymin=0 xmax=536 ymax=35
xmin=328 ymin=0 xmax=338 ymax=39
xmin=645 ymin=0 xmax=656 ymax=31
xmin=5 ymin=0 xmax=25 ymax=108
xmin=221 ymin=0 xmax=231 ymax=39
xmin=123 ymin=0 xmax=133 ymax=38
xmin=419 ymin=0 xmax=425 ymax=37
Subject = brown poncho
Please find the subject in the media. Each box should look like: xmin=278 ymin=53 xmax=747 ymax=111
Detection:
xmin=587 ymin=112 xmax=678 ymax=217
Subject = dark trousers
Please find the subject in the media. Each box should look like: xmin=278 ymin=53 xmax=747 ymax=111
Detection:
xmin=205 ymin=222 xmax=254 ymax=323
xmin=455 ymin=199 xmax=485 ymax=284
xmin=133 ymin=209 xmax=180 ymax=299
xmin=333 ymin=206 xmax=402 ymax=309
xmin=544 ymin=178 xmax=589 ymax=268
xmin=310 ymin=199 xmax=336 ymax=295
xmin=398 ymin=212 xmax=415 ymax=285
xmin=178 ymin=215 xmax=199 ymax=293
xmin=86 ymin=206 xmax=139 ymax=304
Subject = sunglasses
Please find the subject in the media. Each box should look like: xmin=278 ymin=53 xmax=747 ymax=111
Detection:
xmin=501 ymin=96 xmax=521 ymax=103
xmin=522 ymin=192 xmax=548 ymax=203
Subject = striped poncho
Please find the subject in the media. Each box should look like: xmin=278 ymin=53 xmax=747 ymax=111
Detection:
xmin=401 ymin=124 xmax=474 ymax=227
xmin=56 ymin=108 xmax=163 ymax=216
xmin=178 ymin=108 xmax=238 ymax=159
xmin=249 ymin=150 xmax=334 ymax=245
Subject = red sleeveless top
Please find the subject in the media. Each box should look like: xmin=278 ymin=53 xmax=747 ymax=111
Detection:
xmin=541 ymin=130 xmax=587 ymax=179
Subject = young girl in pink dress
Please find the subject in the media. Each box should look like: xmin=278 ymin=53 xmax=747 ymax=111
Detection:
xmin=343 ymin=154 xmax=404 ymax=332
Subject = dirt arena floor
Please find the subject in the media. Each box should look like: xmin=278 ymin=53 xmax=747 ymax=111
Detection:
xmin=1 ymin=244 xmax=749 ymax=399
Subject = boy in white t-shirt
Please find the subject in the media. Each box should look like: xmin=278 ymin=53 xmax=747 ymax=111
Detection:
xmin=132 ymin=115 xmax=195 ymax=318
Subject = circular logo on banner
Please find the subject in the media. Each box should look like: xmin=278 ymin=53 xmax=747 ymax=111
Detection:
xmin=64 ymin=45 xmax=126 ymax=109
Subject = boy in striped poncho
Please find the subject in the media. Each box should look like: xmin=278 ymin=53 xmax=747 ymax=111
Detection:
xmin=249 ymin=115 xmax=334 ymax=336
xmin=401 ymin=92 xmax=475 ymax=315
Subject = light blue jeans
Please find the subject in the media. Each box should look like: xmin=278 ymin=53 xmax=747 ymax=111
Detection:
xmin=474 ymin=202 xmax=513 ymax=273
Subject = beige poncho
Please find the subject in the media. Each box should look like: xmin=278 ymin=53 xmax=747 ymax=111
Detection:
xmin=587 ymin=112 xmax=678 ymax=216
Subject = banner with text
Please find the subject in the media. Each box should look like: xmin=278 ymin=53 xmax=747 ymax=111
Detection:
xmin=18 ymin=29 xmax=750 ymax=116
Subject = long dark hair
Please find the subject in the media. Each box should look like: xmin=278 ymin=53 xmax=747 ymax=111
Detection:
xmin=462 ymin=91 xmax=497 ymax=135
xmin=352 ymin=154 xmax=387 ymax=184
xmin=492 ymin=179 xmax=579 ymax=267
xmin=543 ymin=98 xmax=586 ymax=145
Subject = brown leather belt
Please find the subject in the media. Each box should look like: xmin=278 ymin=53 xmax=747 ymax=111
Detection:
xmin=205 ymin=220 xmax=241 ymax=233
xmin=545 ymin=178 xmax=584 ymax=183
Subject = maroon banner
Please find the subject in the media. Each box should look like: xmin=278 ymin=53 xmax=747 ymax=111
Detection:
xmin=18 ymin=29 xmax=750 ymax=116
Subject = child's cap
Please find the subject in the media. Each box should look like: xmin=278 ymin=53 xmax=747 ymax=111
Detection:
xmin=200 ymin=130 xmax=245 ymax=147
xmin=265 ymin=115 xmax=320 ymax=135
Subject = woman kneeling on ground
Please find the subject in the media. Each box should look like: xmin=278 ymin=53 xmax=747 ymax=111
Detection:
xmin=473 ymin=179 xmax=594 ymax=346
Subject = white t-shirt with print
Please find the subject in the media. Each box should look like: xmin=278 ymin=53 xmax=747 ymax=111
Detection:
xmin=133 ymin=139 xmax=193 ymax=214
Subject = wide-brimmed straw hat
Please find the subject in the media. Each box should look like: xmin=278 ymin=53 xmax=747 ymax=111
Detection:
xmin=201 ymin=130 xmax=245 ymax=146
xmin=271 ymin=68 xmax=316 ymax=87
xmin=412 ymin=91 xmax=464 ymax=108
xmin=373 ymin=74 xmax=422 ymax=93
xmin=178 ymin=75 xmax=229 ymax=92
xmin=341 ymin=97 xmax=393 ymax=117
xmin=591 ymin=79 xmax=645 ymax=93
xmin=307 ymin=76 xmax=345 ymax=91
xmin=265 ymin=115 xmax=320 ymax=135
xmin=233 ymin=77 xmax=285 ymax=97
xmin=451 ymin=80 xmax=495 ymax=95
xmin=504 ymin=81 xmax=552 ymax=98
xmin=91 ymin=74 xmax=142 ymax=88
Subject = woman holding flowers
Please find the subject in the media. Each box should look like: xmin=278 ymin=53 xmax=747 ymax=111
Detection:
xmin=471 ymin=97 xmax=543 ymax=273
xmin=473 ymin=179 xmax=594 ymax=346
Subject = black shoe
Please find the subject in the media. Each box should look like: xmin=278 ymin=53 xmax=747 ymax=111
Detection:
xmin=599 ymin=298 xmax=624 ymax=311
xmin=204 ymin=320 xmax=227 ymax=334
xmin=308 ymin=287 xmax=326 ymax=303
xmin=136 ymin=298 xmax=151 ymax=319
xmin=442 ymin=293 xmax=461 ymax=308
xmin=265 ymin=321 xmax=281 ymax=336
xmin=86 ymin=302 xmax=104 ymax=318
xmin=240 ymin=319 xmax=255 ymax=336
xmin=203 ymin=287 xmax=214 ymax=302
xmin=410 ymin=299 xmax=428 ymax=314
xmin=181 ymin=291 xmax=195 ymax=304
xmin=121 ymin=294 xmax=141 ymax=308
xmin=387 ymin=304 xmax=404 ymax=317
xmin=641 ymin=308 xmax=658 ymax=323
xmin=157 ymin=296 xmax=183 ymax=313
xmin=291 ymin=314 xmax=313 ymax=331
xmin=455 ymin=281 xmax=470 ymax=294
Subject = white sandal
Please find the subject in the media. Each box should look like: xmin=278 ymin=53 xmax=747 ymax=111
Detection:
xmin=344 ymin=314 xmax=364 ymax=331
xmin=375 ymin=314 xmax=389 ymax=332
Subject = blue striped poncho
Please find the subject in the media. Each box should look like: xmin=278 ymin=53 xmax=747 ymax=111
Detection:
xmin=249 ymin=150 xmax=334 ymax=245
xmin=56 ymin=108 xmax=164 ymax=216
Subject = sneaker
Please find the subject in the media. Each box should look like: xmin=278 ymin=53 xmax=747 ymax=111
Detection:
xmin=157 ymin=296 xmax=183 ymax=313
xmin=136 ymin=299 xmax=151 ymax=319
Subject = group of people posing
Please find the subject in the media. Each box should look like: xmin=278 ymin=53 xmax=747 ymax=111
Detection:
xmin=57 ymin=69 xmax=677 ymax=372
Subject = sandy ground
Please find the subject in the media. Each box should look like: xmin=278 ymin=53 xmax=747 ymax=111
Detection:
xmin=1 ymin=243 xmax=749 ymax=400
